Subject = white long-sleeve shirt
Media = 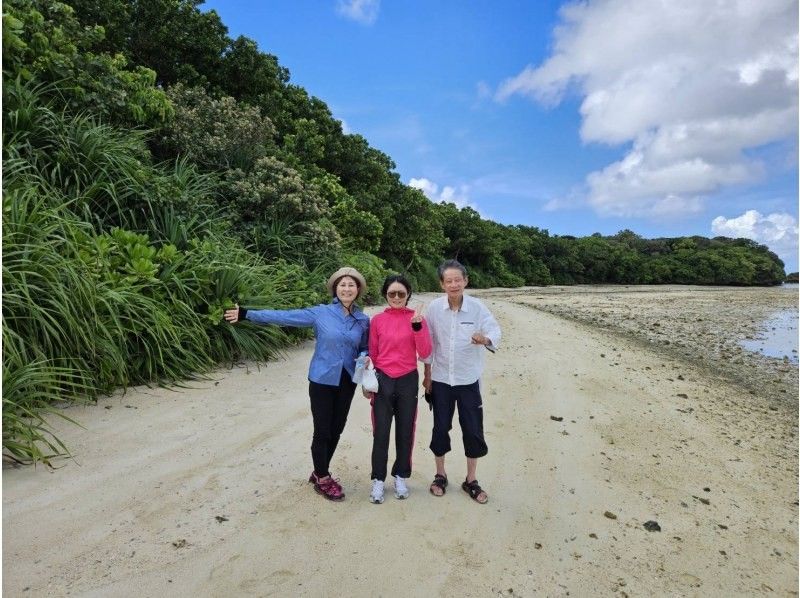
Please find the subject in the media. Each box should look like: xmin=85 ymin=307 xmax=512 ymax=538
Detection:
xmin=424 ymin=294 xmax=501 ymax=386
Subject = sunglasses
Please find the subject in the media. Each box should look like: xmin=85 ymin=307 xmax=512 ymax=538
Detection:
xmin=386 ymin=290 xmax=407 ymax=299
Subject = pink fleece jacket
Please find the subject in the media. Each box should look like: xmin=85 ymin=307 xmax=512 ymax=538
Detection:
xmin=368 ymin=307 xmax=432 ymax=378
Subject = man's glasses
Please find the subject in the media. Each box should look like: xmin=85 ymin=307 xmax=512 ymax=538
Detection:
xmin=386 ymin=290 xmax=407 ymax=299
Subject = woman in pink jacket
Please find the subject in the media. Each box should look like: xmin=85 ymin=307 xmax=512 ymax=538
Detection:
xmin=366 ymin=274 xmax=432 ymax=504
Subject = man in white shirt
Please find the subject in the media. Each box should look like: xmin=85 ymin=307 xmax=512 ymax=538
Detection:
xmin=422 ymin=260 xmax=501 ymax=504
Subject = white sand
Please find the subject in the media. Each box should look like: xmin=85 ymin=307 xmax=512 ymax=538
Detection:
xmin=3 ymin=291 xmax=797 ymax=597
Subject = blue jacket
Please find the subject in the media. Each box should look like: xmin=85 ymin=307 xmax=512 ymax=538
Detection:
xmin=245 ymin=299 xmax=370 ymax=386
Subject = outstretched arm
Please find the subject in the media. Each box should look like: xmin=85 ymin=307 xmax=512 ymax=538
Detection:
xmin=223 ymin=304 xmax=317 ymax=327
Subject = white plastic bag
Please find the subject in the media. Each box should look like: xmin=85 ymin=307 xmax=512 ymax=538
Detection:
xmin=361 ymin=367 xmax=379 ymax=393
xmin=353 ymin=352 xmax=379 ymax=392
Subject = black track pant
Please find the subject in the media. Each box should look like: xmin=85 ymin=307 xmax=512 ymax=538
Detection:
xmin=370 ymin=369 xmax=419 ymax=481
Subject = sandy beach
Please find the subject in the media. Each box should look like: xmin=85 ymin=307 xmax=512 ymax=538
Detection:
xmin=3 ymin=286 xmax=798 ymax=597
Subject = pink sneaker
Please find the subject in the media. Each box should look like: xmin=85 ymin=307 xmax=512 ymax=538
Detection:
xmin=309 ymin=472 xmax=345 ymax=501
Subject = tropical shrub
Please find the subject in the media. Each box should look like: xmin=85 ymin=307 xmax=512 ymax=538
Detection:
xmin=224 ymin=156 xmax=342 ymax=259
xmin=1 ymin=78 xmax=321 ymax=463
xmin=158 ymin=84 xmax=275 ymax=170
xmin=2 ymin=180 xmax=316 ymax=463
xmin=3 ymin=0 xmax=173 ymax=127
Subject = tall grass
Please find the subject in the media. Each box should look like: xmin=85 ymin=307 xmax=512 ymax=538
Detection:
xmin=2 ymin=81 xmax=321 ymax=464
xmin=2 ymin=355 xmax=88 ymax=466
xmin=3 ymin=184 xmax=103 ymax=464
xmin=4 ymin=80 xmax=152 ymax=229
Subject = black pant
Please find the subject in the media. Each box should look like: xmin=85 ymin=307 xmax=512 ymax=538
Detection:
xmin=308 ymin=369 xmax=356 ymax=477
xmin=370 ymin=370 xmax=419 ymax=481
xmin=429 ymin=380 xmax=488 ymax=459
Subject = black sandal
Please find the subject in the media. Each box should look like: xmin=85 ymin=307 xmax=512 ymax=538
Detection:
xmin=461 ymin=479 xmax=488 ymax=504
xmin=429 ymin=474 xmax=448 ymax=496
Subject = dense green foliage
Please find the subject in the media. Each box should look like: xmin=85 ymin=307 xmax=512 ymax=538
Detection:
xmin=3 ymin=0 xmax=786 ymax=462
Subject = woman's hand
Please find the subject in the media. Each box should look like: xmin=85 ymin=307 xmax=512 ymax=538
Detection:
xmin=224 ymin=304 xmax=240 ymax=323
xmin=362 ymin=387 xmax=375 ymax=401
xmin=411 ymin=302 xmax=426 ymax=331
xmin=410 ymin=301 xmax=426 ymax=324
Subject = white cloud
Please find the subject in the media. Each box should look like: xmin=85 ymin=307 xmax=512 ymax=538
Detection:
xmin=497 ymin=0 xmax=798 ymax=218
xmin=543 ymin=193 xmax=586 ymax=212
xmin=712 ymin=210 xmax=799 ymax=264
xmin=408 ymin=177 xmax=438 ymax=196
xmin=408 ymin=177 xmax=478 ymax=211
xmin=335 ymin=0 xmax=379 ymax=25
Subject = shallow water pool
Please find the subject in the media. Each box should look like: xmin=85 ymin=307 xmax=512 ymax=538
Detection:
xmin=740 ymin=308 xmax=799 ymax=364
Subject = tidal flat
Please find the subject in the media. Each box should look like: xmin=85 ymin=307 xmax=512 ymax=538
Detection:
xmin=480 ymin=285 xmax=799 ymax=412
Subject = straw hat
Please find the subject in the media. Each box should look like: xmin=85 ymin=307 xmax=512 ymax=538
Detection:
xmin=326 ymin=267 xmax=367 ymax=299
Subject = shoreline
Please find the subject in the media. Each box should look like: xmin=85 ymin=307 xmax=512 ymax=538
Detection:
xmin=4 ymin=286 xmax=798 ymax=597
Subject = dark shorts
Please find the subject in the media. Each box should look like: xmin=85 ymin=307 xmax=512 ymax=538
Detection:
xmin=429 ymin=380 xmax=488 ymax=459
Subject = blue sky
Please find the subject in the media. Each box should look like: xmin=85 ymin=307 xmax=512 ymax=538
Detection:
xmin=202 ymin=0 xmax=798 ymax=271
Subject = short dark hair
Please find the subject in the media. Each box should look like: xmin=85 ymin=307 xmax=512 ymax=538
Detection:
xmin=381 ymin=274 xmax=412 ymax=304
xmin=437 ymin=259 xmax=467 ymax=281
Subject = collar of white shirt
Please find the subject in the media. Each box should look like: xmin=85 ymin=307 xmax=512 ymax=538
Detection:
xmin=440 ymin=295 xmax=472 ymax=312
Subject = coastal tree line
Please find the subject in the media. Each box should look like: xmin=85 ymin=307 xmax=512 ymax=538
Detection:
xmin=2 ymin=0 xmax=788 ymax=462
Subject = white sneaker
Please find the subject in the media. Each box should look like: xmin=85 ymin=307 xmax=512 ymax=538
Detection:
xmin=394 ymin=476 xmax=409 ymax=499
xmin=370 ymin=479 xmax=385 ymax=504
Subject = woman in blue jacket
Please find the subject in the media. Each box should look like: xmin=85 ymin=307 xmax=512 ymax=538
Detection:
xmin=224 ymin=267 xmax=369 ymax=501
